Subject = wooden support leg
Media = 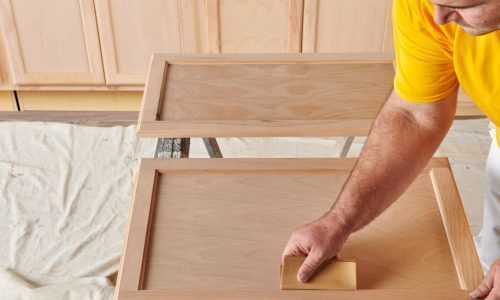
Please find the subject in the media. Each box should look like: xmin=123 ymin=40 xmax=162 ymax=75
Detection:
xmin=202 ymin=137 xmax=223 ymax=158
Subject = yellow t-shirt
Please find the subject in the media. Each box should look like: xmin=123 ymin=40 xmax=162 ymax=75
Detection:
xmin=393 ymin=0 xmax=500 ymax=143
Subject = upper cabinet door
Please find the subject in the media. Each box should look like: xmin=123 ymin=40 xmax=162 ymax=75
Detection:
xmin=95 ymin=0 xmax=210 ymax=85
xmin=302 ymin=0 xmax=394 ymax=53
xmin=215 ymin=0 xmax=303 ymax=53
xmin=96 ymin=0 xmax=304 ymax=85
xmin=0 ymin=0 xmax=104 ymax=85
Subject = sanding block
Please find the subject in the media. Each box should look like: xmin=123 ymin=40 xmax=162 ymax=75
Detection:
xmin=280 ymin=256 xmax=356 ymax=290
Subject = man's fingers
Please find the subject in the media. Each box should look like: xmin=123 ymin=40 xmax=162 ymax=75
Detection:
xmin=297 ymin=248 xmax=327 ymax=283
xmin=485 ymin=269 xmax=500 ymax=300
xmin=470 ymin=267 xmax=495 ymax=299
xmin=282 ymin=238 xmax=304 ymax=257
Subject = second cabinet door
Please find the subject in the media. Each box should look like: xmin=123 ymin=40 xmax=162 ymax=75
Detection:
xmin=0 ymin=0 xmax=104 ymax=85
xmin=302 ymin=0 xmax=394 ymax=53
xmin=95 ymin=0 xmax=211 ymax=85
xmin=95 ymin=0 xmax=303 ymax=85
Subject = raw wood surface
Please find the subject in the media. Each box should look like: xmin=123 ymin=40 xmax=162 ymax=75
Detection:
xmin=12 ymin=85 xmax=144 ymax=92
xmin=0 ymin=91 xmax=15 ymax=111
xmin=430 ymin=167 xmax=484 ymax=290
xmin=280 ymin=257 xmax=356 ymax=290
xmin=17 ymin=91 xmax=142 ymax=111
xmin=95 ymin=0 xmax=181 ymax=84
xmin=0 ymin=24 xmax=13 ymax=89
xmin=138 ymin=57 xmax=166 ymax=127
xmin=287 ymin=0 xmax=304 ymax=53
xmin=0 ymin=0 xmax=104 ymax=84
xmin=206 ymin=0 xmax=221 ymax=54
xmin=0 ymin=111 xmax=138 ymax=126
xmin=301 ymin=0 xmax=318 ymax=53
xmin=218 ymin=0 xmax=292 ymax=53
xmin=116 ymin=158 xmax=481 ymax=299
xmin=138 ymin=53 xmax=394 ymax=138
xmin=302 ymin=0 xmax=393 ymax=53
xmin=117 ymin=160 xmax=159 ymax=291
xmin=178 ymin=0 xmax=208 ymax=54
xmin=118 ymin=289 xmax=471 ymax=300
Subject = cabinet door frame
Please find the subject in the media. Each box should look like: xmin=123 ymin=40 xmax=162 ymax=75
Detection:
xmin=302 ymin=0 xmax=393 ymax=53
xmin=0 ymin=0 xmax=104 ymax=85
xmin=206 ymin=0 xmax=304 ymax=54
xmin=95 ymin=0 xmax=305 ymax=85
xmin=115 ymin=158 xmax=482 ymax=299
xmin=95 ymin=0 xmax=201 ymax=85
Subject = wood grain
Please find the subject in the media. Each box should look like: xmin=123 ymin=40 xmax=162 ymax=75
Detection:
xmin=301 ymin=0 xmax=318 ymax=53
xmin=304 ymin=0 xmax=393 ymax=53
xmin=116 ymin=158 xmax=481 ymax=299
xmin=117 ymin=161 xmax=159 ymax=291
xmin=0 ymin=91 xmax=15 ymax=111
xmin=118 ymin=289 xmax=471 ymax=300
xmin=179 ymin=0 xmax=209 ymax=54
xmin=206 ymin=0 xmax=221 ymax=54
xmin=138 ymin=57 xmax=166 ymax=127
xmin=430 ymin=167 xmax=484 ymax=290
xmin=17 ymin=91 xmax=142 ymax=111
xmin=0 ymin=0 xmax=104 ymax=84
xmin=94 ymin=0 xmax=186 ymax=85
xmin=217 ymin=0 xmax=290 ymax=53
xmin=138 ymin=53 xmax=394 ymax=138
xmin=287 ymin=0 xmax=304 ymax=53
xmin=0 ymin=111 xmax=138 ymax=126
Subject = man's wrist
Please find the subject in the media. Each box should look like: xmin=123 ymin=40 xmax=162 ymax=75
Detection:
xmin=321 ymin=208 xmax=356 ymax=237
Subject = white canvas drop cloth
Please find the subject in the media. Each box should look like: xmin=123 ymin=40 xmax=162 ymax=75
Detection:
xmin=0 ymin=122 xmax=155 ymax=300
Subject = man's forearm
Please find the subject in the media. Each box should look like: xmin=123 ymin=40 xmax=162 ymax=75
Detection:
xmin=326 ymin=91 xmax=457 ymax=234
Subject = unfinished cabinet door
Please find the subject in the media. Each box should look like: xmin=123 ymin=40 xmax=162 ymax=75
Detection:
xmin=302 ymin=0 xmax=393 ymax=53
xmin=116 ymin=158 xmax=481 ymax=299
xmin=137 ymin=53 xmax=395 ymax=138
xmin=0 ymin=0 xmax=104 ymax=85
xmin=95 ymin=0 xmax=209 ymax=85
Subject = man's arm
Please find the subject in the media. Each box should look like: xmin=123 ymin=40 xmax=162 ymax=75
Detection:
xmin=282 ymin=89 xmax=458 ymax=283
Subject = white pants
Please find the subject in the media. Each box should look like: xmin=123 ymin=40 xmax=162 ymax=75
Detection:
xmin=477 ymin=127 xmax=500 ymax=272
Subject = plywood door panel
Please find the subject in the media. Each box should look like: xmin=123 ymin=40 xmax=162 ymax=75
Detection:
xmin=217 ymin=0 xmax=303 ymax=53
xmin=137 ymin=53 xmax=394 ymax=138
xmin=116 ymin=158 xmax=482 ymax=299
xmin=0 ymin=0 xmax=104 ymax=85
xmin=302 ymin=0 xmax=393 ymax=54
xmin=95 ymin=0 xmax=209 ymax=85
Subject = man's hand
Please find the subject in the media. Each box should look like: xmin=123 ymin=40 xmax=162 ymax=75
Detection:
xmin=281 ymin=91 xmax=457 ymax=285
xmin=470 ymin=259 xmax=500 ymax=300
xmin=282 ymin=212 xmax=351 ymax=283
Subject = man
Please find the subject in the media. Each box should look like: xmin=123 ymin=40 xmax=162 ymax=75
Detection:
xmin=282 ymin=0 xmax=499 ymax=299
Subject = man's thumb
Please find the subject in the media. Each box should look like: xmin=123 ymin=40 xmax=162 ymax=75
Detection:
xmin=297 ymin=249 xmax=326 ymax=283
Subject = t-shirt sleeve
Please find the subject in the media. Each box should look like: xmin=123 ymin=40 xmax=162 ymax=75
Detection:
xmin=393 ymin=0 xmax=459 ymax=102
